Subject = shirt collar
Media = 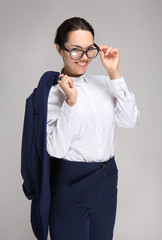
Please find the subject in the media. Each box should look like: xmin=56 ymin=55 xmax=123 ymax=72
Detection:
xmin=72 ymin=72 xmax=87 ymax=86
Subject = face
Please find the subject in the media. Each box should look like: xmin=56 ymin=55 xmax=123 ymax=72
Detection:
xmin=56 ymin=30 xmax=94 ymax=77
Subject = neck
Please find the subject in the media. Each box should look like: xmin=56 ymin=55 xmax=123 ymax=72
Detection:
xmin=61 ymin=67 xmax=84 ymax=78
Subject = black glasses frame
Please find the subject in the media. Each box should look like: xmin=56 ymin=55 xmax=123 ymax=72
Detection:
xmin=60 ymin=43 xmax=99 ymax=60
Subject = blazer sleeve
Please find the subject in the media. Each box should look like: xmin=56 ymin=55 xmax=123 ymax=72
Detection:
xmin=21 ymin=92 xmax=36 ymax=200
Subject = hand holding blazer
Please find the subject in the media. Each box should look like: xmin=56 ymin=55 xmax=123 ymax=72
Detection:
xmin=21 ymin=71 xmax=60 ymax=240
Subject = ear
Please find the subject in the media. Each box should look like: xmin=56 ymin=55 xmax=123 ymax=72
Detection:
xmin=56 ymin=44 xmax=63 ymax=56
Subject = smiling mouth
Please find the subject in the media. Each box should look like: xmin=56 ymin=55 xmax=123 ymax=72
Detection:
xmin=75 ymin=61 xmax=88 ymax=67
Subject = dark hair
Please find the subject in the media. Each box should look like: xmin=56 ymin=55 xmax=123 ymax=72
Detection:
xmin=54 ymin=17 xmax=94 ymax=47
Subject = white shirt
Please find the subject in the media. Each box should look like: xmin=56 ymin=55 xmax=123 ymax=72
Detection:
xmin=46 ymin=72 xmax=139 ymax=162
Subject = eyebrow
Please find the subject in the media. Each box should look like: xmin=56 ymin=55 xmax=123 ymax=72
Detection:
xmin=70 ymin=44 xmax=94 ymax=49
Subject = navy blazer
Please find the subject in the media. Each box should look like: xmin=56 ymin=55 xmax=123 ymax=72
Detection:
xmin=21 ymin=71 xmax=60 ymax=240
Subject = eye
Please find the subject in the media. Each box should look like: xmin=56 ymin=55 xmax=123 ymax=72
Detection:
xmin=72 ymin=48 xmax=81 ymax=51
xmin=88 ymin=46 xmax=95 ymax=50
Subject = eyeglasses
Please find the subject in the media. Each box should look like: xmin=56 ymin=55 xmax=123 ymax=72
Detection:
xmin=60 ymin=43 xmax=99 ymax=60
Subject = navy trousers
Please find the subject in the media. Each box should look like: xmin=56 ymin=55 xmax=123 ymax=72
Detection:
xmin=49 ymin=156 xmax=118 ymax=240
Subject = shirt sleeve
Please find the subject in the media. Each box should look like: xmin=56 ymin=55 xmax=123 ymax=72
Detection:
xmin=106 ymin=75 xmax=140 ymax=128
xmin=46 ymin=85 xmax=79 ymax=158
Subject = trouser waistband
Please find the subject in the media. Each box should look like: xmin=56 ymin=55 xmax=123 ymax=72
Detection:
xmin=70 ymin=156 xmax=117 ymax=192
xmin=50 ymin=156 xmax=118 ymax=192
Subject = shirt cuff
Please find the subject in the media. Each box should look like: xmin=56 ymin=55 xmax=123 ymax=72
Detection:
xmin=60 ymin=100 xmax=78 ymax=118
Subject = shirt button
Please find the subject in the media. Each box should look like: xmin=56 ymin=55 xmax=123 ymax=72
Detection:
xmin=99 ymin=143 xmax=101 ymax=146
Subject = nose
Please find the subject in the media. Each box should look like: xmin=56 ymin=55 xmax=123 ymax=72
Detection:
xmin=80 ymin=52 xmax=88 ymax=60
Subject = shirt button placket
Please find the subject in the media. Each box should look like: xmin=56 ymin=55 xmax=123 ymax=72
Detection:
xmin=84 ymin=84 xmax=103 ymax=162
xmin=95 ymin=116 xmax=103 ymax=162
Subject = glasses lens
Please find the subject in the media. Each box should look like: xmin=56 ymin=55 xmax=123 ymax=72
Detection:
xmin=87 ymin=49 xmax=98 ymax=59
xmin=71 ymin=50 xmax=83 ymax=60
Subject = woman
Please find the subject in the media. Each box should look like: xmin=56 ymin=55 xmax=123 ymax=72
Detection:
xmin=47 ymin=17 xmax=139 ymax=240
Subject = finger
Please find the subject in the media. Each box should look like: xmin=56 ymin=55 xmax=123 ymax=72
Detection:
xmin=99 ymin=46 xmax=114 ymax=56
xmin=98 ymin=45 xmax=110 ymax=48
xmin=104 ymin=47 xmax=113 ymax=56
xmin=63 ymin=76 xmax=74 ymax=87
xmin=58 ymin=77 xmax=70 ymax=89
xmin=99 ymin=46 xmax=113 ymax=58
xmin=59 ymin=73 xmax=65 ymax=78
xmin=59 ymin=74 xmax=68 ymax=83
xmin=98 ymin=45 xmax=110 ymax=52
xmin=58 ymin=75 xmax=67 ymax=84
xmin=59 ymin=75 xmax=74 ymax=87
xmin=99 ymin=49 xmax=105 ymax=58
xmin=103 ymin=47 xmax=119 ymax=57
xmin=67 ymin=77 xmax=74 ymax=88
xmin=98 ymin=49 xmax=106 ymax=62
xmin=110 ymin=48 xmax=119 ymax=54
xmin=57 ymin=73 xmax=64 ymax=81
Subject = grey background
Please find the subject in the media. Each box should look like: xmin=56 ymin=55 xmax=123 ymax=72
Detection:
xmin=0 ymin=0 xmax=161 ymax=239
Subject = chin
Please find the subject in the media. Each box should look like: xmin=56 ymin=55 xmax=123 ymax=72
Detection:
xmin=74 ymin=64 xmax=88 ymax=74
xmin=70 ymin=67 xmax=86 ymax=77
xmin=64 ymin=62 xmax=89 ymax=77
